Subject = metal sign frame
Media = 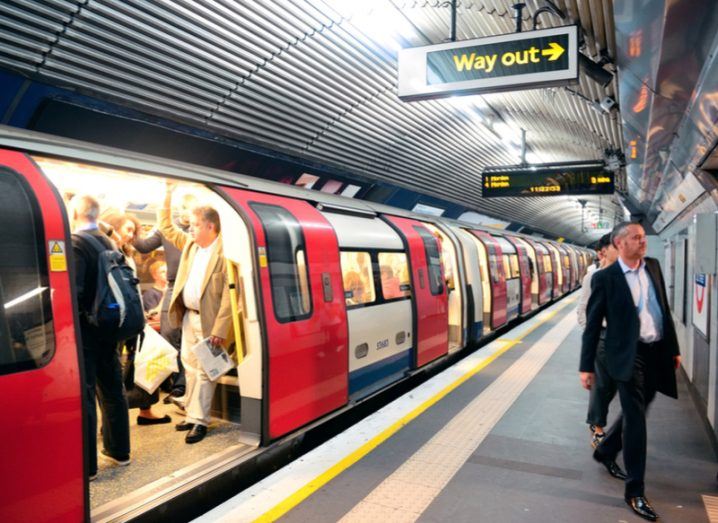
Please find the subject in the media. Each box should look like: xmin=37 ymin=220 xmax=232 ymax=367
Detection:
xmin=398 ymin=25 xmax=579 ymax=101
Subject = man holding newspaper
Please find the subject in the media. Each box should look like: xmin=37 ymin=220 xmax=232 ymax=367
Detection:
xmin=159 ymin=181 xmax=234 ymax=444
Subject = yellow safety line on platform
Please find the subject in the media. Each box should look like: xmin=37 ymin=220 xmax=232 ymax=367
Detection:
xmin=254 ymin=296 xmax=577 ymax=523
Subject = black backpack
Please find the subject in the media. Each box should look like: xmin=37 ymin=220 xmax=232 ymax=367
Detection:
xmin=76 ymin=232 xmax=145 ymax=342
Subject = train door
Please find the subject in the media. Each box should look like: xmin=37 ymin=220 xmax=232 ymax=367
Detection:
xmin=425 ymin=223 xmax=466 ymax=353
xmin=0 ymin=150 xmax=86 ymax=521
xmin=493 ymin=237 xmax=520 ymax=321
xmin=558 ymin=245 xmax=571 ymax=293
xmin=545 ymin=242 xmax=563 ymax=297
xmin=222 ymin=188 xmax=348 ymax=440
xmin=506 ymin=237 xmax=533 ymax=314
xmin=320 ymin=210 xmax=413 ymax=401
xmin=383 ymin=215 xmax=448 ymax=368
xmin=530 ymin=240 xmax=551 ymax=305
xmin=452 ymin=227 xmax=484 ymax=342
xmin=470 ymin=231 xmax=507 ymax=329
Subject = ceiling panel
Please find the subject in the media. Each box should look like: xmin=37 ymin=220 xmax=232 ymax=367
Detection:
xmin=0 ymin=0 xmax=627 ymax=243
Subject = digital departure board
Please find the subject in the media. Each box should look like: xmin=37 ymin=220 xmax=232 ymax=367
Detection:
xmin=398 ymin=25 xmax=578 ymax=101
xmin=481 ymin=162 xmax=615 ymax=198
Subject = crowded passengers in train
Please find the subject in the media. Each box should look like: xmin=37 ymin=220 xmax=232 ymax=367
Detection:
xmin=56 ymin=164 xmax=243 ymax=481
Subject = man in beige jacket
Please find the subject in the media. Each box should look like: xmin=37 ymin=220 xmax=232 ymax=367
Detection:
xmin=160 ymin=182 xmax=233 ymax=444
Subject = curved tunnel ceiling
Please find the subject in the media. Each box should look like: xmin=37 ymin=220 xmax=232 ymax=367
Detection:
xmin=0 ymin=0 xmax=626 ymax=244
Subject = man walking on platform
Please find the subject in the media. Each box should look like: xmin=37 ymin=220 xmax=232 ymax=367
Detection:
xmin=580 ymin=221 xmax=681 ymax=521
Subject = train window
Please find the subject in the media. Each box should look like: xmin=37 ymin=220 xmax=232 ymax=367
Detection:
xmin=341 ymin=251 xmax=376 ymax=306
xmin=0 ymin=171 xmax=55 ymax=376
xmin=414 ymin=226 xmax=444 ymax=295
xmin=509 ymin=254 xmax=521 ymax=278
xmin=502 ymin=255 xmax=512 ymax=279
xmin=250 ymin=203 xmax=312 ymax=322
xmin=543 ymin=254 xmax=552 ymax=271
xmin=378 ymin=252 xmax=411 ymax=300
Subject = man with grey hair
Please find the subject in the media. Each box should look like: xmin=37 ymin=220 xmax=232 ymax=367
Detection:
xmin=580 ymin=221 xmax=680 ymax=521
xmin=71 ymin=194 xmax=131 ymax=481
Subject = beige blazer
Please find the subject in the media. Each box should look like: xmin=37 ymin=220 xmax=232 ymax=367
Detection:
xmin=159 ymin=205 xmax=234 ymax=350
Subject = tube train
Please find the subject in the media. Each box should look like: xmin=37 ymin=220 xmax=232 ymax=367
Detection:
xmin=0 ymin=127 xmax=591 ymax=521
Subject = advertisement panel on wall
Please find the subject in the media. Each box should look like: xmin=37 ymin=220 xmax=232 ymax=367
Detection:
xmin=693 ymin=273 xmax=709 ymax=337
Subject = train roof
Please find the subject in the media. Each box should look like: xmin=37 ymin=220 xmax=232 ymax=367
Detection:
xmin=0 ymin=125 xmax=590 ymax=252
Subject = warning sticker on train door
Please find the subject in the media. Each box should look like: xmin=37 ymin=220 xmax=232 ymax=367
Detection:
xmin=48 ymin=240 xmax=67 ymax=272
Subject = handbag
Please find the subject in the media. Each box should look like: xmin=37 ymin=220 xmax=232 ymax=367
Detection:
xmin=133 ymin=325 xmax=179 ymax=394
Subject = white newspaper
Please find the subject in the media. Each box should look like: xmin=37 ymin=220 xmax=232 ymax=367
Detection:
xmin=191 ymin=337 xmax=234 ymax=381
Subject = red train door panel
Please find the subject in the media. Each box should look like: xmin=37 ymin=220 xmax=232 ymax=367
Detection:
xmin=471 ymin=231 xmax=507 ymax=328
xmin=507 ymin=238 xmax=532 ymax=315
xmin=529 ymin=240 xmax=549 ymax=305
xmin=221 ymin=188 xmax=348 ymax=441
xmin=0 ymin=150 xmax=85 ymax=521
xmin=383 ymin=216 xmax=448 ymax=368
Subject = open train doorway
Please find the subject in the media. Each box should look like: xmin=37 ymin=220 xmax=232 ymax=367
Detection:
xmin=32 ymin=157 xmax=261 ymax=513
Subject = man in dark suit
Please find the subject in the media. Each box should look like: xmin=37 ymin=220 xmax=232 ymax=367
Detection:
xmin=71 ymin=195 xmax=131 ymax=481
xmin=580 ymin=221 xmax=681 ymax=521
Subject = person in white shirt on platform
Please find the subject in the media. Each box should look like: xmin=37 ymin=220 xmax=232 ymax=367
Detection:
xmin=159 ymin=182 xmax=233 ymax=444
xmin=577 ymin=233 xmax=618 ymax=448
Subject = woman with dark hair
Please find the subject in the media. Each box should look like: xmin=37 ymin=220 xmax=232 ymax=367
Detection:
xmin=102 ymin=212 xmax=171 ymax=426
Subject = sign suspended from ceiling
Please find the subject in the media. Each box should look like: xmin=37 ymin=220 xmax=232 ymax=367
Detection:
xmin=398 ymin=25 xmax=578 ymax=101
xmin=481 ymin=161 xmax=614 ymax=198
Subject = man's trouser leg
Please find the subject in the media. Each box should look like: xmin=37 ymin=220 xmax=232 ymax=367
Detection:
xmin=95 ymin=343 xmax=131 ymax=459
xmin=181 ymin=311 xmax=217 ymax=427
xmin=596 ymin=346 xmax=657 ymax=498
xmin=83 ymin=347 xmax=99 ymax=476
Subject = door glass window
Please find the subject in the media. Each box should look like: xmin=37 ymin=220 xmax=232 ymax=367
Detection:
xmin=0 ymin=171 xmax=55 ymax=375
xmin=340 ymin=251 xmax=375 ymax=306
xmin=414 ymin=226 xmax=444 ymax=295
xmin=378 ymin=252 xmax=411 ymax=300
xmin=543 ymin=254 xmax=552 ymax=272
xmin=509 ymin=254 xmax=521 ymax=278
xmin=250 ymin=203 xmax=312 ymax=322
xmin=502 ymin=255 xmax=512 ymax=279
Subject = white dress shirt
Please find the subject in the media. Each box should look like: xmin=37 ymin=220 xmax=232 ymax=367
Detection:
xmin=618 ymin=257 xmax=663 ymax=343
xmin=183 ymin=237 xmax=218 ymax=311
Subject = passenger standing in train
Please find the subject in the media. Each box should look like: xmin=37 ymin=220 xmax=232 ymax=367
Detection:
xmin=143 ymin=260 xmax=168 ymax=319
xmin=576 ymin=233 xmax=618 ymax=448
xmin=160 ymin=182 xmax=233 ymax=444
xmin=69 ymin=195 xmax=131 ymax=481
xmin=133 ymin=193 xmax=198 ymax=402
xmin=580 ymin=222 xmax=681 ymax=522
xmin=104 ymin=212 xmax=171 ymax=426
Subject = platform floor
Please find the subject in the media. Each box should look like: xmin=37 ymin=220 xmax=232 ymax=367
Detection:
xmin=198 ymin=298 xmax=718 ymax=523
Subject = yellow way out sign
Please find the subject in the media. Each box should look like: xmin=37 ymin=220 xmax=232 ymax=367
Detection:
xmin=452 ymin=42 xmax=565 ymax=73
xmin=398 ymin=25 xmax=578 ymax=101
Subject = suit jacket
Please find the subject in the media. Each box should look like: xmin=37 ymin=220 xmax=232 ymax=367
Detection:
xmin=580 ymin=257 xmax=680 ymax=398
xmin=158 ymin=206 xmax=234 ymax=353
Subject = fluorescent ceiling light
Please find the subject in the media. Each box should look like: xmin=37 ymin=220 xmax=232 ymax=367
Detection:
xmin=330 ymin=0 xmax=417 ymax=51
xmin=5 ymin=287 xmax=47 ymax=309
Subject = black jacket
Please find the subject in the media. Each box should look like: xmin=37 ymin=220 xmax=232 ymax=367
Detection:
xmin=72 ymin=228 xmax=115 ymax=343
xmin=132 ymin=220 xmax=189 ymax=283
xmin=580 ymin=257 xmax=680 ymax=398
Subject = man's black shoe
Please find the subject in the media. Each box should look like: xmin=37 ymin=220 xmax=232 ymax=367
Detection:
xmin=592 ymin=449 xmax=627 ymax=480
xmin=175 ymin=421 xmax=194 ymax=431
xmin=185 ymin=424 xmax=207 ymax=444
xmin=626 ymin=496 xmax=658 ymax=521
